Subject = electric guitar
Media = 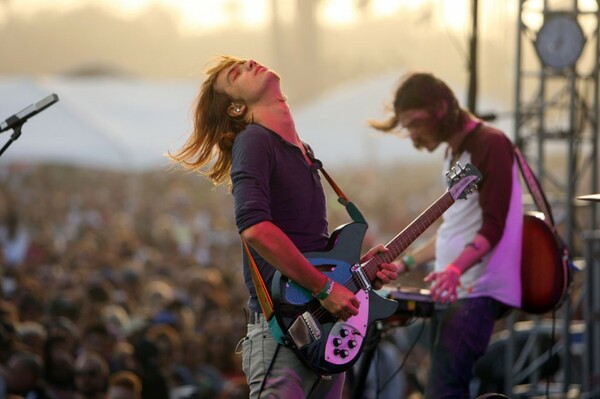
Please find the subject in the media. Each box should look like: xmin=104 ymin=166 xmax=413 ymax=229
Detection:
xmin=270 ymin=163 xmax=483 ymax=375
xmin=520 ymin=211 xmax=571 ymax=314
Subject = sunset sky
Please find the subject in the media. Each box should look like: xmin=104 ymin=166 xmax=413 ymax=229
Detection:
xmin=2 ymin=0 xmax=472 ymax=33
xmin=4 ymin=0 xmax=597 ymax=39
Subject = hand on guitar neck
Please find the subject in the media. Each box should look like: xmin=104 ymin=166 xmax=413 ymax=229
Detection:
xmin=319 ymin=244 xmax=399 ymax=321
xmin=360 ymin=244 xmax=399 ymax=290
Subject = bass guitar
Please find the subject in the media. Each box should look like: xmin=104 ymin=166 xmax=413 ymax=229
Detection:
xmin=270 ymin=163 xmax=482 ymax=374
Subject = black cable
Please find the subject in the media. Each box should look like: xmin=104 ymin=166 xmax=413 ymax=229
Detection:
xmin=258 ymin=343 xmax=281 ymax=399
xmin=306 ymin=370 xmax=326 ymax=397
xmin=376 ymin=318 xmax=426 ymax=396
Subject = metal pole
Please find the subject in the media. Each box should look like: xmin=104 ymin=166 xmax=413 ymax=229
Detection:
xmin=467 ymin=0 xmax=479 ymax=114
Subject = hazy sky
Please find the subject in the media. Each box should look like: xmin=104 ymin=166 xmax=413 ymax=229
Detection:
xmin=1 ymin=0 xmax=471 ymax=34
xmin=5 ymin=0 xmax=596 ymax=33
xmin=1 ymin=0 xmax=597 ymax=111
xmin=0 ymin=1 xmax=513 ymax=98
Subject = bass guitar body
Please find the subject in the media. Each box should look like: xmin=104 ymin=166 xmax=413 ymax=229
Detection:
xmin=271 ymin=222 xmax=399 ymax=375
xmin=520 ymin=212 xmax=569 ymax=314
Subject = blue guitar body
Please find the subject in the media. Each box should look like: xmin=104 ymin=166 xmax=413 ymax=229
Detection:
xmin=270 ymin=221 xmax=399 ymax=375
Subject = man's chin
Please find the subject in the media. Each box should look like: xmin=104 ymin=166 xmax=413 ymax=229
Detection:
xmin=413 ymin=142 xmax=435 ymax=152
xmin=424 ymin=142 xmax=440 ymax=152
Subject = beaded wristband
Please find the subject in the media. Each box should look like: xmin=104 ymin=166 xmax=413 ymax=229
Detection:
xmin=314 ymin=277 xmax=335 ymax=300
xmin=446 ymin=264 xmax=461 ymax=277
xmin=402 ymin=255 xmax=416 ymax=271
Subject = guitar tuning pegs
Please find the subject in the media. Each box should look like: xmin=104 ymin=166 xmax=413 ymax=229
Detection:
xmin=449 ymin=166 xmax=459 ymax=178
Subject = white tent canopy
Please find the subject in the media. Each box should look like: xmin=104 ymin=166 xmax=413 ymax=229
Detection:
xmin=295 ymin=70 xmax=438 ymax=168
xmin=0 ymin=76 xmax=197 ymax=171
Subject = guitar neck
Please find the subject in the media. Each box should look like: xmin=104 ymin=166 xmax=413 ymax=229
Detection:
xmin=362 ymin=191 xmax=455 ymax=281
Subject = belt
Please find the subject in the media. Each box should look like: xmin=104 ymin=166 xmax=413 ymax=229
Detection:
xmin=248 ymin=311 xmax=263 ymax=324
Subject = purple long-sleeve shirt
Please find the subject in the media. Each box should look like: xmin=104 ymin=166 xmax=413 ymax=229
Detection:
xmin=231 ymin=124 xmax=329 ymax=313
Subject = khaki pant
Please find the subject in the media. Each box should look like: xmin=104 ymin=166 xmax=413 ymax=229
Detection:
xmin=242 ymin=313 xmax=345 ymax=399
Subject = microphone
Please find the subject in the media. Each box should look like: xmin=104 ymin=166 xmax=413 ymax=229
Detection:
xmin=0 ymin=93 xmax=59 ymax=133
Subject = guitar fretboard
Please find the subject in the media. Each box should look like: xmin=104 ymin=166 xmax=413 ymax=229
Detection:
xmin=361 ymin=191 xmax=455 ymax=282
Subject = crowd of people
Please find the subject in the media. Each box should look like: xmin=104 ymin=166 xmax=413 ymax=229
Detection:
xmin=0 ymin=159 xmax=437 ymax=399
xmin=0 ymin=162 xmax=257 ymax=399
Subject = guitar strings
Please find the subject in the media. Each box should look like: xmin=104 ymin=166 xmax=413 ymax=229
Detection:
xmin=310 ymin=274 xmax=359 ymax=320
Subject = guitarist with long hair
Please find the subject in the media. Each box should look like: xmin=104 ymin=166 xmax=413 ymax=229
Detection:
xmin=169 ymin=55 xmax=399 ymax=399
xmin=370 ymin=72 xmax=524 ymax=398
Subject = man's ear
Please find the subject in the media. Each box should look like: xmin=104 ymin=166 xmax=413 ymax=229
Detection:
xmin=435 ymin=101 xmax=448 ymax=120
xmin=227 ymin=103 xmax=246 ymax=118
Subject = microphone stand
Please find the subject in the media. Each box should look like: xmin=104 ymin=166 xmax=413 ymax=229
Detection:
xmin=0 ymin=122 xmax=25 ymax=158
xmin=0 ymin=93 xmax=59 ymax=158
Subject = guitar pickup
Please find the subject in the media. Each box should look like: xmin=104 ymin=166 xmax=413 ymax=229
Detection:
xmin=288 ymin=311 xmax=321 ymax=348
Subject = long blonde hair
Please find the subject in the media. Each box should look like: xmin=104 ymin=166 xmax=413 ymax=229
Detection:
xmin=169 ymin=55 xmax=248 ymax=186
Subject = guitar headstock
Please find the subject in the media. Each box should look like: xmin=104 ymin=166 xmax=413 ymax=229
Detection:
xmin=446 ymin=162 xmax=483 ymax=200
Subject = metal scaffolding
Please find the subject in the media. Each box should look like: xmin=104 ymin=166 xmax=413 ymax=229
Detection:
xmin=509 ymin=0 xmax=600 ymax=397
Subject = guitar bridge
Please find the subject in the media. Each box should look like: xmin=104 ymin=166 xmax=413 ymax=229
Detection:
xmin=288 ymin=311 xmax=321 ymax=349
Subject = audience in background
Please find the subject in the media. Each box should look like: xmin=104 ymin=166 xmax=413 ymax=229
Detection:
xmin=5 ymin=350 xmax=52 ymax=398
xmin=106 ymin=370 xmax=142 ymax=399
xmin=0 ymin=162 xmax=435 ymax=398
xmin=73 ymin=351 xmax=109 ymax=399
